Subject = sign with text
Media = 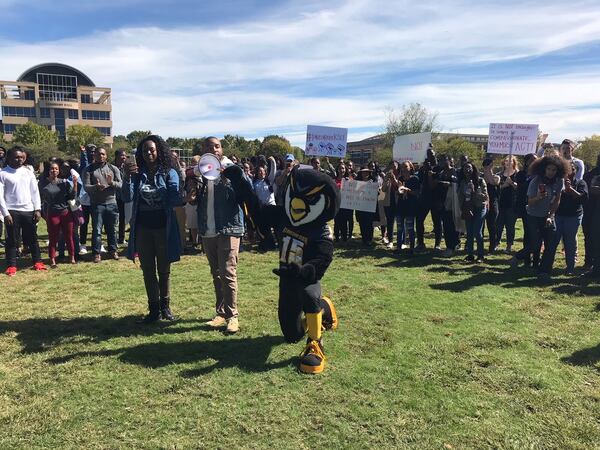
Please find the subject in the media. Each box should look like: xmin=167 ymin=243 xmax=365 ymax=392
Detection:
xmin=393 ymin=132 xmax=431 ymax=162
xmin=305 ymin=125 xmax=348 ymax=158
xmin=488 ymin=123 xmax=539 ymax=155
xmin=340 ymin=179 xmax=378 ymax=213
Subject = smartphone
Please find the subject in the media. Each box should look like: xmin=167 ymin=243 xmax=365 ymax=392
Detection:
xmin=539 ymin=183 xmax=546 ymax=194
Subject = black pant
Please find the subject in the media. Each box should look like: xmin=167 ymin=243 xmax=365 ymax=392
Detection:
xmin=514 ymin=214 xmax=531 ymax=265
xmin=582 ymin=214 xmax=594 ymax=267
xmin=334 ymin=208 xmax=353 ymax=241
xmin=137 ymin=226 xmax=170 ymax=303
xmin=5 ymin=210 xmax=42 ymax=267
xmin=417 ymin=203 xmax=442 ymax=247
xmin=257 ymin=205 xmax=278 ymax=251
xmin=278 ymin=277 xmax=324 ymax=343
xmin=356 ymin=210 xmax=374 ymax=244
xmin=384 ymin=205 xmax=396 ymax=242
xmin=442 ymin=209 xmax=458 ymax=250
xmin=117 ymin=198 xmax=126 ymax=244
xmin=484 ymin=200 xmax=499 ymax=251
xmin=528 ymin=214 xmax=555 ymax=269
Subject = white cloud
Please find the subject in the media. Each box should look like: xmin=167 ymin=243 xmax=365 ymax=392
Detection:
xmin=1 ymin=0 xmax=600 ymax=145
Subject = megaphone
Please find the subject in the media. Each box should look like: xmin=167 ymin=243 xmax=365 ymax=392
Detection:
xmin=197 ymin=153 xmax=222 ymax=181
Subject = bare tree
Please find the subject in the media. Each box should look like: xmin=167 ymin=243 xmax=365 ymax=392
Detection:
xmin=384 ymin=103 xmax=439 ymax=147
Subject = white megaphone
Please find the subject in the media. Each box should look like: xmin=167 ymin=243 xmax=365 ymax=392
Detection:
xmin=197 ymin=153 xmax=222 ymax=181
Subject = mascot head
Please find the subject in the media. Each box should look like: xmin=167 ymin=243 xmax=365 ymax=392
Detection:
xmin=284 ymin=167 xmax=340 ymax=228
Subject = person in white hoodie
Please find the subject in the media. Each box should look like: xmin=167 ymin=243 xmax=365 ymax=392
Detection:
xmin=0 ymin=146 xmax=47 ymax=276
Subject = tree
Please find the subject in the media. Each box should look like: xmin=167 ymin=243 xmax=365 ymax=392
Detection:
xmin=578 ymin=135 xmax=600 ymax=169
xmin=374 ymin=148 xmax=393 ymax=166
xmin=434 ymin=137 xmax=484 ymax=165
xmin=112 ymin=135 xmax=131 ymax=151
xmin=166 ymin=137 xmax=184 ymax=148
xmin=64 ymin=124 xmax=105 ymax=156
xmin=12 ymin=122 xmax=58 ymax=147
xmin=126 ymin=130 xmax=152 ymax=148
xmin=260 ymin=135 xmax=292 ymax=157
xmin=384 ymin=103 xmax=439 ymax=147
xmin=221 ymin=134 xmax=261 ymax=159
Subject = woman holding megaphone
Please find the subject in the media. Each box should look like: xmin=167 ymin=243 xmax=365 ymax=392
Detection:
xmin=123 ymin=135 xmax=182 ymax=323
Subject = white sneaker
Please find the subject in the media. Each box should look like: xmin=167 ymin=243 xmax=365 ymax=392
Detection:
xmin=79 ymin=245 xmax=88 ymax=255
xmin=382 ymin=237 xmax=390 ymax=245
xmin=101 ymin=245 xmax=107 ymax=253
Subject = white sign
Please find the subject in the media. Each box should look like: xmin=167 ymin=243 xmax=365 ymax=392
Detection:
xmin=393 ymin=132 xmax=432 ymax=162
xmin=305 ymin=125 xmax=348 ymax=158
xmin=488 ymin=123 xmax=539 ymax=155
xmin=340 ymin=179 xmax=378 ymax=213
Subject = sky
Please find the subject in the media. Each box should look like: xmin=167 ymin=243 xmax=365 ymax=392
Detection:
xmin=1 ymin=0 xmax=600 ymax=146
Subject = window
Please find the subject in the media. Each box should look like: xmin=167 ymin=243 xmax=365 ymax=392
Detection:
xmin=3 ymin=124 xmax=17 ymax=134
xmin=2 ymin=106 xmax=36 ymax=117
xmin=82 ymin=110 xmax=110 ymax=120
xmin=36 ymin=72 xmax=77 ymax=101
xmin=23 ymin=89 xmax=35 ymax=100
xmin=95 ymin=127 xmax=111 ymax=136
xmin=40 ymin=108 xmax=51 ymax=118
xmin=68 ymin=109 xmax=79 ymax=120
xmin=80 ymin=94 xmax=91 ymax=104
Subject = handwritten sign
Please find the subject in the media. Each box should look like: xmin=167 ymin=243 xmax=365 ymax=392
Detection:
xmin=488 ymin=123 xmax=539 ymax=155
xmin=340 ymin=179 xmax=378 ymax=213
xmin=305 ymin=125 xmax=348 ymax=158
xmin=393 ymin=132 xmax=431 ymax=162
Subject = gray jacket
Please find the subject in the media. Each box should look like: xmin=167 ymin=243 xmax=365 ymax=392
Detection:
xmin=83 ymin=162 xmax=123 ymax=206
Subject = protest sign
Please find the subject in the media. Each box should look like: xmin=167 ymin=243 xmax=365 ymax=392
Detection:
xmin=305 ymin=125 xmax=348 ymax=158
xmin=340 ymin=178 xmax=378 ymax=213
xmin=393 ymin=132 xmax=432 ymax=162
xmin=488 ymin=123 xmax=539 ymax=155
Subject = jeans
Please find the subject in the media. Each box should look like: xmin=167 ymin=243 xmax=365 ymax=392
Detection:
xmin=334 ymin=208 xmax=353 ymax=241
xmin=356 ymin=210 xmax=374 ymax=244
xmin=528 ymin=214 xmax=557 ymax=270
xmin=79 ymin=205 xmax=91 ymax=246
xmin=4 ymin=210 xmax=42 ymax=267
xmin=396 ymin=214 xmax=415 ymax=250
xmin=544 ymin=215 xmax=582 ymax=273
xmin=417 ymin=203 xmax=442 ymax=247
xmin=514 ymin=214 xmax=532 ymax=265
xmin=384 ymin=205 xmax=396 ymax=242
xmin=582 ymin=214 xmax=595 ymax=267
xmin=466 ymin=207 xmax=487 ymax=258
xmin=496 ymin=206 xmax=517 ymax=248
xmin=91 ymin=203 xmax=118 ymax=255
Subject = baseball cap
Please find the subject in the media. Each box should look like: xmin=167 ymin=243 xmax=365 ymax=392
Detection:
xmin=285 ymin=153 xmax=295 ymax=162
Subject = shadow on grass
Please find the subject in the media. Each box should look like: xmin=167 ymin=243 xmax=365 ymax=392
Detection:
xmin=48 ymin=335 xmax=293 ymax=375
xmin=0 ymin=316 xmax=203 ymax=353
xmin=561 ymin=343 xmax=600 ymax=372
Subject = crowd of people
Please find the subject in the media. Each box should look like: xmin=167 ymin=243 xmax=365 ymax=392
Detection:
xmin=1 ymin=136 xmax=599 ymax=326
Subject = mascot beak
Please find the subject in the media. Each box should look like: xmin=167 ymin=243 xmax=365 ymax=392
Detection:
xmin=290 ymin=197 xmax=308 ymax=222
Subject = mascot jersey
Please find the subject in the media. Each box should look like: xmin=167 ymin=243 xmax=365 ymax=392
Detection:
xmin=274 ymin=166 xmax=340 ymax=374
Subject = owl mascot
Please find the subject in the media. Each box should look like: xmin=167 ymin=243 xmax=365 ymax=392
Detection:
xmin=273 ymin=166 xmax=340 ymax=374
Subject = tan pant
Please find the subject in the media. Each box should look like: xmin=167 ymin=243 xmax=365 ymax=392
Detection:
xmin=174 ymin=206 xmax=186 ymax=248
xmin=202 ymin=235 xmax=240 ymax=319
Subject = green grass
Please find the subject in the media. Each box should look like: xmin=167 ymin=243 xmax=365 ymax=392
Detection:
xmin=0 ymin=223 xmax=599 ymax=449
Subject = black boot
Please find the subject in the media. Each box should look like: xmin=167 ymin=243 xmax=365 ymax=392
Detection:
xmin=137 ymin=300 xmax=161 ymax=324
xmin=159 ymin=297 xmax=177 ymax=321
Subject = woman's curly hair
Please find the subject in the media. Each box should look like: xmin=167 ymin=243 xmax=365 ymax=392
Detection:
xmin=528 ymin=154 xmax=570 ymax=180
xmin=135 ymin=135 xmax=176 ymax=173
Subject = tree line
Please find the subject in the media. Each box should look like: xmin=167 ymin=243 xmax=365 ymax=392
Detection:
xmin=2 ymin=103 xmax=599 ymax=168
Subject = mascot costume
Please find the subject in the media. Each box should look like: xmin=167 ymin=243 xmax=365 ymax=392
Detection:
xmin=273 ymin=166 xmax=340 ymax=374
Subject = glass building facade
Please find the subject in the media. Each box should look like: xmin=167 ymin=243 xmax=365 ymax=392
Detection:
xmin=0 ymin=63 xmax=112 ymax=145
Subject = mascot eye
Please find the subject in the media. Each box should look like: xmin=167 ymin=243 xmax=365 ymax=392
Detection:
xmin=305 ymin=194 xmax=320 ymax=205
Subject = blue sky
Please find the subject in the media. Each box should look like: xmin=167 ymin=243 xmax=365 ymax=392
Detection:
xmin=1 ymin=0 xmax=600 ymax=146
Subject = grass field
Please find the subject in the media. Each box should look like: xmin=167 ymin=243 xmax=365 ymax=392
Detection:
xmin=0 ymin=223 xmax=599 ymax=449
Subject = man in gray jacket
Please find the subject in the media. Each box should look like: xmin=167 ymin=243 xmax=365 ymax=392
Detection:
xmin=83 ymin=147 xmax=122 ymax=262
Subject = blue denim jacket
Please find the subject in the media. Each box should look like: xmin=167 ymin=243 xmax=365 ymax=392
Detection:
xmin=122 ymin=168 xmax=182 ymax=263
xmin=197 ymin=177 xmax=245 ymax=236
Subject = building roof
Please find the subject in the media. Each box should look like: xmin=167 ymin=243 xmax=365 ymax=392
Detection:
xmin=17 ymin=63 xmax=95 ymax=87
xmin=348 ymin=134 xmax=386 ymax=145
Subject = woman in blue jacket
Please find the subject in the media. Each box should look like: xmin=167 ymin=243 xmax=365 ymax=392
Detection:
xmin=123 ymin=135 xmax=182 ymax=323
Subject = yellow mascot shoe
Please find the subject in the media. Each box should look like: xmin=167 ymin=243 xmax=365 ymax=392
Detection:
xmin=320 ymin=296 xmax=338 ymax=331
xmin=299 ymin=339 xmax=326 ymax=374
